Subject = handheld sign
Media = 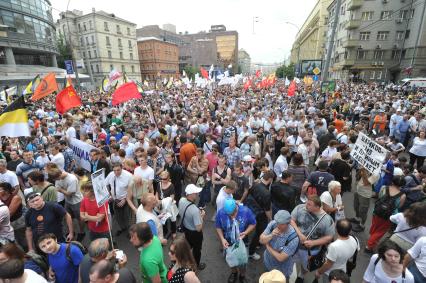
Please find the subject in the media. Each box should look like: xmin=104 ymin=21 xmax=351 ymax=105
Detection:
xmin=91 ymin=169 xmax=109 ymax=207
xmin=350 ymin=132 xmax=388 ymax=174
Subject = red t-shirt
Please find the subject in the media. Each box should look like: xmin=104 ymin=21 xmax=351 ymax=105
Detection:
xmin=206 ymin=152 xmax=218 ymax=177
xmin=80 ymin=197 xmax=109 ymax=233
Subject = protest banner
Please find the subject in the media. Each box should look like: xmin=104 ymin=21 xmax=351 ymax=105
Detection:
xmin=350 ymin=132 xmax=388 ymax=174
xmin=69 ymin=138 xmax=96 ymax=171
xmin=91 ymin=169 xmax=109 ymax=207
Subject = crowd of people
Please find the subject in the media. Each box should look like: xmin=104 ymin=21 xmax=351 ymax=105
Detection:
xmin=0 ymin=80 xmax=425 ymax=283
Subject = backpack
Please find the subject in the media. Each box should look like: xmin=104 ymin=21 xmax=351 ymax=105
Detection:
xmin=373 ymin=187 xmax=403 ymax=219
xmin=66 ymin=241 xmax=87 ymax=263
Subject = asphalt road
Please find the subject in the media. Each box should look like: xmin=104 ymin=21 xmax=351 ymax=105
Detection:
xmin=106 ymin=189 xmax=376 ymax=283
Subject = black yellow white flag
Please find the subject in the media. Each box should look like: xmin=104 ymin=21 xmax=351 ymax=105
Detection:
xmin=0 ymin=96 xmax=30 ymax=137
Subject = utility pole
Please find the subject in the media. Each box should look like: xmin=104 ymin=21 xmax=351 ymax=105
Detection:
xmin=323 ymin=0 xmax=342 ymax=81
xmin=65 ymin=0 xmax=81 ymax=90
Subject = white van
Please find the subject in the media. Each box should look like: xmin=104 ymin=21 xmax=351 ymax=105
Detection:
xmin=401 ymin=77 xmax=426 ymax=88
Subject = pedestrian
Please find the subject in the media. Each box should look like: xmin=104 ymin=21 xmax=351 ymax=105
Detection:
xmin=178 ymin=184 xmax=206 ymax=270
xmin=409 ymin=130 xmax=426 ymax=169
xmin=327 ymin=269 xmax=350 ymax=283
xmin=259 ymin=210 xmax=299 ymax=281
xmin=403 ymin=236 xmax=426 ymax=282
xmin=320 ymin=181 xmax=344 ymax=221
xmin=0 ymin=258 xmax=47 ymax=283
xmin=28 ymin=170 xmax=57 ymax=202
xmin=216 ymin=180 xmax=237 ymax=213
xmin=37 ymin=233 xmax=84 ymax=283
xmin=136 ymin=193 xmax=167 ymax=245
xmin=291 ymin=195 xmax=335 ymax=283
xmin=301 ymin=161 xmax=335 ymax=198
xmin=89 ymin=259 xmax=137 ymax=283
xmin=215 ymin=198 xmax=256 ymax=283
xmin=270 ymin=171 xmax=297 ymax=217
xmin=167 ymin=236 xmax=201 ymax=283
xmin=129 ymin=222 xmax=168 ymax=283
xmin=258 ymin=269 xmax=286 ymax=283
xmin=363 ymin=240 xmax=414 ymax=283
xmin=315 ymin=219 xmax=359 ymax=282
xmin=245 ymin=170 xmax=274 ymax=260
xmin=24 ymin=192 xmax=74 ymax=251
xmin=105 ymin=162 xmax=132 ymax=237
xmin=366 ymin=175 xmax=406 ymax=253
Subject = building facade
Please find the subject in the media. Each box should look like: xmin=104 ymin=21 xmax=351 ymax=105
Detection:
xmin=290 ymin=0 xmax=333 ymax=75
xmin=238 ymin=49 xmax=251 ymax=74
xmin=325 ymin=0 xmax=426 ymax=82
xmin=137 ymin=37 xmax=179 ymax=81
xmin=137 ymin=24 xmax=239 ymax=74
xmin=56 ymin=8 xmax=141 ymax=89
xmin=0 ymin=0 xmax=58 ymax=67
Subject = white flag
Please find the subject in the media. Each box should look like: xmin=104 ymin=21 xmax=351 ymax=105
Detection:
xmin=183 ymin=70 xmax=187 ymax=77
xmin=285 ymin=77 xmax=290 ymax=86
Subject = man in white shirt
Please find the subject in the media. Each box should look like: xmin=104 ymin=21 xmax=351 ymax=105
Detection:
xmin=65 ymin=120 xmax=76 ymax=140
xmin=0 ymin=160 xmax=19 ymax=193
xmin=134 ymin=132 xmax=149 ymax=150
xmin=134 ymin=154 xmax=154 ymax=192
xmin=297 ymin=138 xmax=312 ymax=166
xmin=274 ymin=147 xmax=289 ymax=178
xmin=105 ymin=162 xmax=133 ymax=236
xmin=216 ymin=180 xmax=236 ymax=213
xmin=403 ymin=236 xmax=426 ymax=281
xmin=49 ymin=144 xmax=65 ymax=170
xmin=315 ymin=219 xmax=359 ymax=281
xmin=390 ymin=109 xmax=403 ymax=137
xmin=286 ymin=132 xmax=303 ymax=154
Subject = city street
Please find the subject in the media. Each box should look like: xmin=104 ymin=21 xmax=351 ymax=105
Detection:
xmin=109 ymin=190 xmax=375 ymax=283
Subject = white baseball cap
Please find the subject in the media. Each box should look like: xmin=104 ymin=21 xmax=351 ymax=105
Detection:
xmin=185 ymin=184 xmax=202 ymax=195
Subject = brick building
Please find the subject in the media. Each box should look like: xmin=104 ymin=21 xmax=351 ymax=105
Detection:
xmin=137 ymin=37 xmax=179 ymax=81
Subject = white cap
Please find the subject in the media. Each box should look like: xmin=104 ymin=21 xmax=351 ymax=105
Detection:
xmin=243 ymin=155 xmax=253 ymax=162
xmin=185 ymin=184 xmax=202 ymax=195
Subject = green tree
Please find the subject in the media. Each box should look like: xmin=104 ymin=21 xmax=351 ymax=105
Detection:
xmin=183 ymin=65 xmax=198 ymax=80
xmin=276 ymin=63 xmax=295 ymax=80
xmin=56 ymin=32 xmax=72 ymax=69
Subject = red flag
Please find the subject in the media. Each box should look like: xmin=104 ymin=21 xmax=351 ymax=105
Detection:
xmin=287 ymin=80 xmax=296 ymax=97
xmin=200 ymin=67 xmax=209 ymax=79
xmin=261 ymin=77 xmax=268 ymax=88
xmin=255 ymin=70 xmax=261 ymax=78
xmin=31 ymin=72 xmax=58 ymax=101
xmin=243 ymin=79 xmax=252 ymax=90
xmin=256 ymin=82 xmax=262 ymax=89
xmin=55 ymin=85 xmax=82 ymax=114
xmin=111 ymin=82 xmax=141 ymax=106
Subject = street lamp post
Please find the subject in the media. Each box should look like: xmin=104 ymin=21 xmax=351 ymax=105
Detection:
xmin=284 ymin=21 xmax=301 ymax=77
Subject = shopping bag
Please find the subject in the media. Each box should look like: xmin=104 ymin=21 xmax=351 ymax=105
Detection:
xmin=225 ymin=239 xmax=248 ymax=267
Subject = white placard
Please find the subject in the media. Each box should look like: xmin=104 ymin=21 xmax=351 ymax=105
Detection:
xmin=91 ymin=169 xmax=109 ymax=207
xmin=350 ymin=132 xmax=388 ymax=174
xmin=69 ymin=138 xmax=96 ymax=171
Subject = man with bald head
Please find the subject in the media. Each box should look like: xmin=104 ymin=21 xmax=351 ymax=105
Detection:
xmin=136 ymin=193 xmax=167 ymax=245
xmin=89 ymin=259 xmax=136 ymax=283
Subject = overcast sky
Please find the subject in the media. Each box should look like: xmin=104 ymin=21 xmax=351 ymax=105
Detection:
xmin=50 ymin=0 xmax=317 ymax=64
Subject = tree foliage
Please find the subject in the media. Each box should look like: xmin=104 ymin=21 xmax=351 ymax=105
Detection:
xmin=276 ymin=63 xmax=295 ymax=79
xmin=56 ymin=32 xmax=72 ymax=69
xmin=183 ymin=65 xmax=198 ymax=80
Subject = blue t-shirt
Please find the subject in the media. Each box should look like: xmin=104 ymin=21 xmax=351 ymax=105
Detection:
xmin=215 ymin=205 xmax=256 ymax=244
xmin=263 ymin=221 xmax=299 ymax=278
xmin=48 ymin=243 xmax=84 ymax=283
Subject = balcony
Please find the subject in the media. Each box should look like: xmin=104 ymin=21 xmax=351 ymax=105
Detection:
xmin=343 ymin=39 xmax=358 ymax=48
xmin=342 ymin=58 xmax=356 ymax=66
xmin=347 ymin=0 xmax=363 ymax=10
xmin=346 ymin=19 xmax=361 ymax=30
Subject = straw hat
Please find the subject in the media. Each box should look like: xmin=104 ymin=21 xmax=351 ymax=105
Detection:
xmin=259 ymin=270 xmax=286 ymax=283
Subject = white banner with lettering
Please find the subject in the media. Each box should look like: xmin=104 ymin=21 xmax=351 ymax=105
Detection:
xmin=91 ymin=169 xmax=109 ymax=207
xmin=69 ymin=138 xmax=96 ymax=172
xmin=350 ymin=132 xmax=388 ymax=174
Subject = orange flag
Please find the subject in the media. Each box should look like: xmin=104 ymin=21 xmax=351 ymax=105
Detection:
xmin=55 ymin=85 xmax=82 ymax=114
xmin=31 ymin=73 xmax=58 ymax=101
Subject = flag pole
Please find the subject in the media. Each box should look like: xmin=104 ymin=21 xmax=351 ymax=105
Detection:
xmin=104 ymin=203 xmax=115 ymax=250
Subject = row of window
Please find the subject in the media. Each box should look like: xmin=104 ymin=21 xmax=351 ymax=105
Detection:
xmin=359 ymin=30 xmax=410 ymax=41
xmin=82 ymin=49 xmax=134 ymax=60
xmin=103 ymin=22 xmax=131 ymax=36
xmin=87 ymin=64 xmax=136 ymax=74
xmin=105 ymin=36 xmax=133 ymax=49
xmin=140 ymin=64 xmax=177 ymax=71
xmin=359 ymin=70 xmax=385 ymax=80
xmin=355 ymin=49 xmax=403 ymax=60
xmin=360 ymin=9 xmax=415 ymax=21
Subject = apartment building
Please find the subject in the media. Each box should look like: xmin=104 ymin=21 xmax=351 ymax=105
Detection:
xmin=325 ymin=0 xmax=426 ymax=82
xmin=56 ymin=8 xmax=141 ymax=89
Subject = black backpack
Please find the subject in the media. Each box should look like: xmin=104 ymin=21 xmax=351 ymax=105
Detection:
xmin=374 ymin=187 xmax=403 ymax=219
xmin=66 ymin=241 xmax=87 ymax=264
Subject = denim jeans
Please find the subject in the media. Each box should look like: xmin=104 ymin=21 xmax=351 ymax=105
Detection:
xmin=408 ymin=261 xmax=426 ymax=282
xmin=198 ymin=180 xmax=212 ymax=208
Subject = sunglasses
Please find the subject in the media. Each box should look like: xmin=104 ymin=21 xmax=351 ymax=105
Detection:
xmin=27 ymin=193 xmax=41 ymax=202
